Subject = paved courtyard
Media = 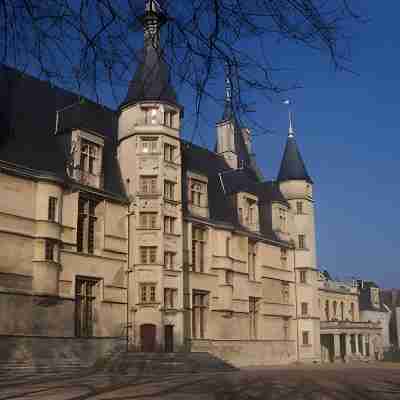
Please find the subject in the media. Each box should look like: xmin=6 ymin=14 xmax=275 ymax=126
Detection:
xmin=0 ymin=363 xmax=400 ymax=400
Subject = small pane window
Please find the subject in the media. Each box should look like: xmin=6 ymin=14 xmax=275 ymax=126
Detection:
xmin=140 ymin=247 xmax=157 ymax=264
xmin=164 ymin=180 xmax=176 ymax=200
xmin=302 ymin=331 xmax=310 ymax=345
xmin=298 ymin=234 xmax=306 ymax=249
xmin=296 ymin=201 xmax=303 ymax=214
xmin=141 ymin=284 xmax=156 ymax=303
xmin=48 ymin=197 xmax=58 ymax=222
xmin=45 ymin=240 xmax=55 ymax=261
xmin=141 ymin=137 xmax=158 ymax=153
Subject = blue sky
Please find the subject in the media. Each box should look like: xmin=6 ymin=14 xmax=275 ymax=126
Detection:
xmin=175 ymin=2 xmax=398 ymax=287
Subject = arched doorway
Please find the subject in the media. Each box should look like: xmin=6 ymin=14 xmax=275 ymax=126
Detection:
xmin=140 ymin=324 xmax=156 ymax=352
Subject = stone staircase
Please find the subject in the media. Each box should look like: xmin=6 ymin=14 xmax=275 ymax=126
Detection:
xmin=99 ymin=352 xmax=237 ymax=375
xmin=0 ymin=357 xmax=93 ymax=378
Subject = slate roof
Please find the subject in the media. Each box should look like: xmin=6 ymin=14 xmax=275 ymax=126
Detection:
xmin=0 ymin=65 xmax=126 ymax=200
xmin=181 ymin=141 xmax=289 ymax=244
xmin=277 ymin=135 xmax=313 ymax=183
xmin=0 ymin=64 xmax=290 ymax=245
xmin=120 ymin=45 xmax=179 ymax=109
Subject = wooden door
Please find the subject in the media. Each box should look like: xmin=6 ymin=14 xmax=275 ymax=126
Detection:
xmin=165 ymin=325 xmax=174 ymax=353
xmin=140 ymin=324 xmax=156 ymax=352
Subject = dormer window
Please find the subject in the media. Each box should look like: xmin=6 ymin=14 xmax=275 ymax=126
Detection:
xmin=191 ymin=179 xmax=206 ymax=207
xmin=371 ymin=287 xmax=380 ymax=309
xmin=80 ymin=139 xmax=98 ymax=174
xmin=278 ymin=208 xmax=287 ymax=232
xmin=70 ymin=130 xmax=104 ymax=188
xmin=187 ymin=172 xmax=209 ymax=218
xmin=237 ymin=193 xmax=259 ymax=231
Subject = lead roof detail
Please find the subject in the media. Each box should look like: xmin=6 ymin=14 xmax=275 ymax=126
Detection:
xmin=277 ymin=134 xmax=313 ymax=184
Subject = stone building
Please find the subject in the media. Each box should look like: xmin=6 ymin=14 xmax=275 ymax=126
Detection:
xmin=0 ymin=1 xmax=382 ymax=367
xmin=318 ymin=272 xmax=383 ymax=362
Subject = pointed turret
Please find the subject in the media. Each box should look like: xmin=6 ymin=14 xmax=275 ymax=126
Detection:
xmin=120 ymin=0 xmax=179 ymax=109
xmin=277 ymin=114 xmax=312 ymax=183
xmin=216 ymin=68 xmax=263 ymax=181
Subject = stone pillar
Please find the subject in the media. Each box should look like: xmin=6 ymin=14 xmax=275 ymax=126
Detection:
xmin=333 ymin=334 xmax=341 ymax=362
xmin=358 ymin=334 xmax=363 ymax=356
xmin=355 ymin=333 xmax=360 ymax=356
xmin=346 ymin=334 xmax=352 ymax=362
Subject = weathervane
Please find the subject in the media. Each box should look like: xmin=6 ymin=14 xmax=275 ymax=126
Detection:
xmin=283 ymin=99 xmax=295 ymax=138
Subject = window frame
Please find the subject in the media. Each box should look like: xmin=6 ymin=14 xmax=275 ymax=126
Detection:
xmin=140 ymin=246 xmax=157 ymax=264
xmin=48 ymin=196 xmax=58 ymax=222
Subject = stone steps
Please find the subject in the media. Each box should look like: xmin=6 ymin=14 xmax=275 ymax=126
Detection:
xmin=100 ymin=352 xmax=237 ymax=375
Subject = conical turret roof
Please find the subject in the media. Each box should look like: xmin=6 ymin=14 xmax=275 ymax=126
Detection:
xmin=277 ymin=134 xmax=313 ymax=183
xmin=120 ymin=1 xmax=179 ymax=109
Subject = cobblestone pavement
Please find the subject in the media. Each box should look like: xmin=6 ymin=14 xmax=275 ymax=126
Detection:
xmin=0 ymin=363 xmax=400 ymax=400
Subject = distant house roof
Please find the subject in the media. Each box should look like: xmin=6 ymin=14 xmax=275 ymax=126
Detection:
xmin=277 ymin=135 xmax=313 ymax=183
xmin=358 ymin=282 xmax=389 ymax=313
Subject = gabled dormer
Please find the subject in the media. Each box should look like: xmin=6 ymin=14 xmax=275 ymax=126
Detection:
xmin=69 ymin=129 xmax=104 ymax=188
xmin=237 ymin=191 xmax=259 ymax=232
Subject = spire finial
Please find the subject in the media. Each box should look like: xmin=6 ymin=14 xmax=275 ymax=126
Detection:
xmin=284 ymin=100 xmax=295 ymax=138
xmin=221 ymin=63 xmax=234 ymax=121
xmin=142 ymin=0 xmax=166 ymax=50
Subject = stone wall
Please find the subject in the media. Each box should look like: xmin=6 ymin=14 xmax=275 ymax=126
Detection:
xmin=0 ymin=291 xmax=125 ymax=337
xmin=0 ymin=335 xmax=125 ymax=366
xmin=189 ymin=339 xmax=296 ymax=367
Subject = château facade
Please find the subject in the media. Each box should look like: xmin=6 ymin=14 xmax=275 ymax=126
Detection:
xmin=0 ymin=1 xmax=385 ymax=366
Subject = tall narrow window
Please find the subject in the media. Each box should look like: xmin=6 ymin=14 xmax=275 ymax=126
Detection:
xmin=350 ymin=302 xmax=355 ymax=321
xmin=140 ymin=212 xmax=158 ymax=229
xmin=296 ymin=201 xmax=303 ymax=214
xmin=140 ymin=176 xmax=158 ymax=194
xmin=48 ymin=197 xmax=58 ymax=222
xmin=226 ymin=238 xmax=230 ymax=257
xmin=164 ymin=180 xmax=175 ymax=200
xmin=192 ymin=227 xmax=205 ymax=272
xmin=301 ymin=302 xmax=308 ymax=316
xmin=298 ymin=234 xmax=306 ymax=249
xmin=141 ymin=284 xmax=156 ymax=303
xmin=164 ymin=288 xmax=177 ymax=309
xmin=45 ymin=240 xmax=55 ymax=261
xmin=77 ymin=198 xmax=97 ymax=254
xmin=164 ymin=143 xmax=175 ymax=162
xmin=192 ymin=291 xmax=207 ymax=338
xmin=190 ymin=179 xmax=206 ymax=207
xmin=163 ymin=110 xmax=174 ymax=127
xmin=80 ymin=140 xmax=98 ymax=175
xmin=75 ymin=277 xmax=99 ymax=337
xmin=300 ymin=270 xmax=307 ymax=283
xmin=280 ymin=247 xmax=287 ymax=268
xmin=248 ymin=242 xmax=256 ymax=281
xmin=164 ymin=216 xmax=176 ymax=234
xmin=164 ymin=252 xmax=175 ymax=269
xmin=249 ymin=297 xmax=258 ymax=339
xmin=340 ymin=302 xmax=345 ymax=320
xmin=144 ymin=108 xmax=158 ymax=125
xmin=302 ymin=331 xmax=310 ymax=345
xmin=140 ymin=246 xmax=157 ymax=264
